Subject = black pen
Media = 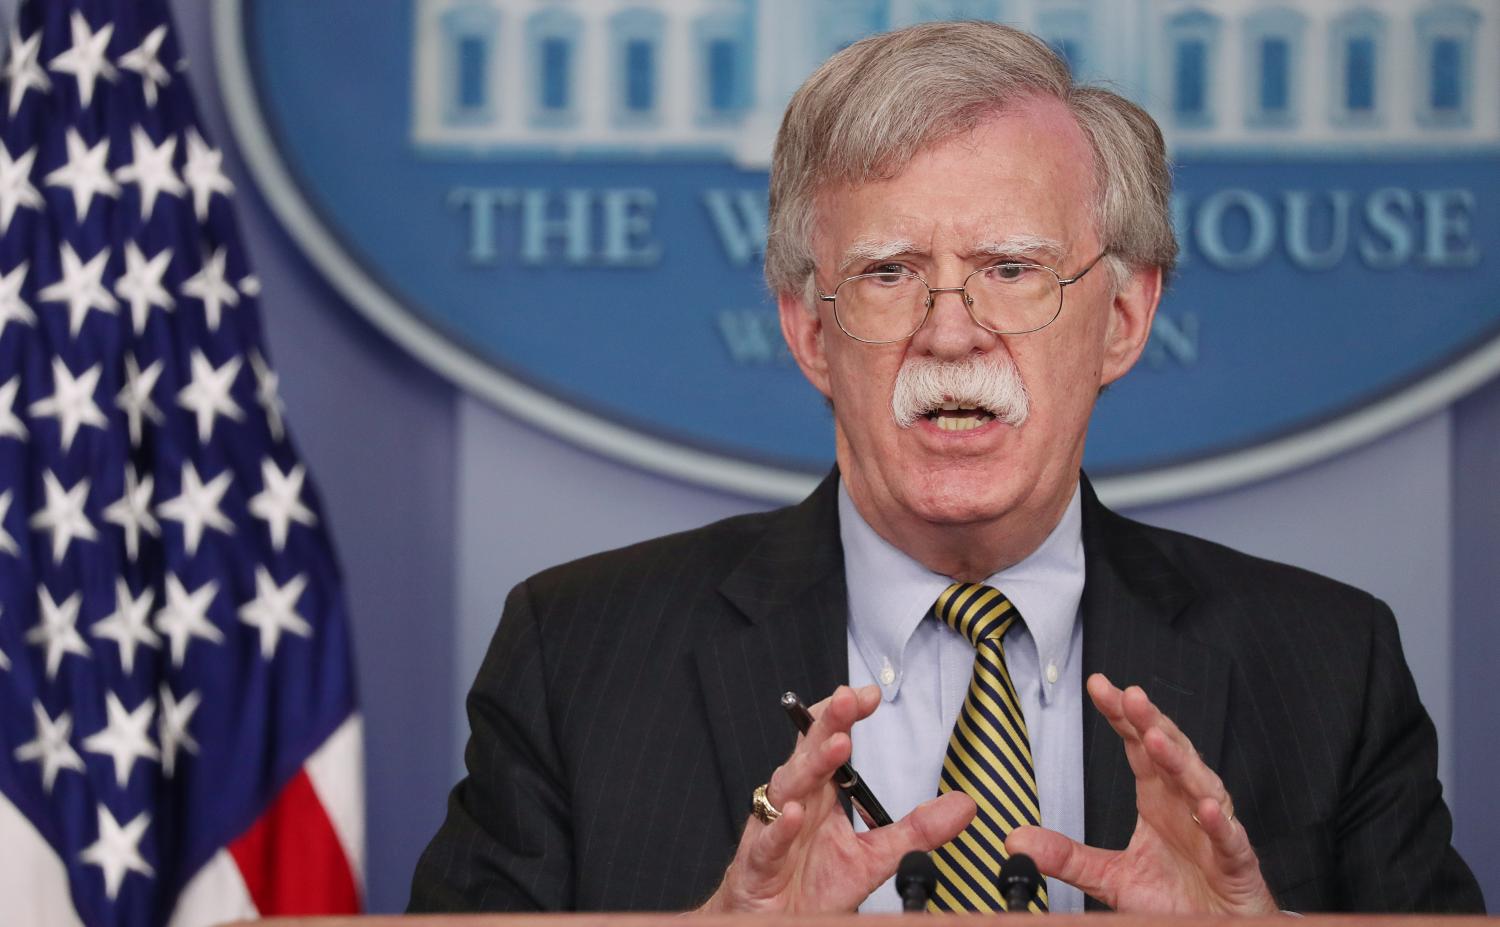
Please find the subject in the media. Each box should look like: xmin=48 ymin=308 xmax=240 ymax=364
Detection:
xmin=780 ymin=691 xmax=894 ymax=828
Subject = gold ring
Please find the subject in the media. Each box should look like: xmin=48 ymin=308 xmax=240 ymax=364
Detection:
xmin=751 ymin=784 xmax=782 ymax=824
xmin=1191 ymin=809 xmax=1235 ymax=827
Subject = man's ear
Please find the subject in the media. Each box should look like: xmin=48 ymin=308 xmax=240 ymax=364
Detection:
xmin=1099 ymin=263 xmax=1163 ymax=388
xmin=779 ymin=287 xmax=833 ymax=398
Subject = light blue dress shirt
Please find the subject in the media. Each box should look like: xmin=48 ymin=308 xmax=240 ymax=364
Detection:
xmin=840 ymin=482 xmax=1086 ymax=913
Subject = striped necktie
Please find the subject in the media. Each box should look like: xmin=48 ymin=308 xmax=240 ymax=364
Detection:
xmin=928 ymin=582 xmax=1048 ymax=912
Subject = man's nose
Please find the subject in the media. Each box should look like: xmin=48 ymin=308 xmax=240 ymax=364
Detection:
xmin=913 ymin=285 xmax=999 ymax=358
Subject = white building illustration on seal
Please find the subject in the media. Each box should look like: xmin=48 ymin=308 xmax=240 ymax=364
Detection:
xmin=410 ymin=0 xmax=1498 ymax=163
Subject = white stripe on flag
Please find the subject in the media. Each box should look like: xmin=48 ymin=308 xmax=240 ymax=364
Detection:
xmin=166 ymin=849 xmax=258 ymax=927
xmin=305 ymin=714 xmax=366 ymax=891
xmin=0 ymin=791 xmax=85 ymax=927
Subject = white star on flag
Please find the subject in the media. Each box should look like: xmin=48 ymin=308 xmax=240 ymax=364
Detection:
xmin=0 ymin=142 xmax=43 ymax=232
xmin=181 ymin=245 xmax=239 ymax=330
xmin=4 ymin=31 xmax=51 ymax=116
xmin=29 ymin=471 xmax=97 ymax=564
xmin=116 ymin=354 xmax=164 ymax=447
xmin=82 ymin=692 xmax=160 ymax=788
xmin=154 ymin=574 xmax=222 ymax=668
xmin=249 ymin=460 xmax=317 ymax=552
xmin=118 ymin=24 xmax=170 ymax=107
xmin=43 ymin=128 xmax=119 ymax=221
xmin=103 ymin=464 xmax=160 ymax=561
xmin=250 ymin=349 xmax=286 ymax=442
xmin=157 ymin=460 xmax=233 ymax=556
xmin=177 ymin=350 xmax=244 ymax=443
xmin=13 ymin=701 xmax=86 ymax=793
xmin=116 ymin=241 xmax=175 ymax=334
xmin=0 ymin=261 xmax=36 ymax=336
xmin=158 ymin=684 xmax=201 ymax=778
xmin=25 ymin=586 xmax=90 ymax=680
xmin=182 ymin=129 xmax=235 ymax=222
xmin=114 ymin=126 xmax=184 ymax=223
xmin=38 ymin=242 xmax=119 ymax=336
xmin=79 ymin=806 xmax=155 ymax=902
xmin=0 ymin=489 xmax=16 ymax=555
xmin=47 ymin=11 xmax=117 ymax=109
xmin=239 ymin=567 xmax=312 ymax=660
xmin=0 ymin=376 xmax=28 ymax=440
xmin=4 ymin=4 xmax=362 ymax=917
xmin=29 ymin=356 xmax=107 ymax=451
xmin=92 ymin=578 xmax=160 ymax=674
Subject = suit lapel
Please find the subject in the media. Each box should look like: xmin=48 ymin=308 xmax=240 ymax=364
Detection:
xmin=1079 ymin=477 xmax=1231 ymax=870
xmin=695 ymin=471 xmax=850 ymax=830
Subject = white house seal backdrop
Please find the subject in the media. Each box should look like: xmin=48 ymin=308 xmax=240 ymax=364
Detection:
xmin=216 ymin=0 xmax=1500 ymax=504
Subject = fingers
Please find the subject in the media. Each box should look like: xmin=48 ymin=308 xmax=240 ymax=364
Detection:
xmin=1122 ymin=682 xmax=1233 ymax=818
xmin=1005 ymin=825 xmax=1116 ymax=903
xmin=1122 ymin=685 xmax=1199 ymax=768
xmin=1142 ymin=724 xmax=1231 ymax=815
xmin=744 ymin=799 xmax=807 ymax=876
xmin=860 ymin=791 xmax=975 ymax=861
xmin=806 ymin=684 xmax=882 ymax=736
xmin=709 ymin=799 xmax=812 ymax=911
xmin=766 ymin=685 xmax=878 ymax=810
xmin=1089 ymin=675 xmax=1233 ymax=814
xmin=1082 ymin=676 xmax=1276 ymax=913
xmin=766 ymin=729 xmax=848 ymax=808
xmin=1085 ymin=673 xmax=1134 ymax=740
xmin=1087 ymin=674 xmax=1157 ymax=780
xmin=714 ymin=685 xmax=886 ymax=913
xmin=1191 ymin=796 xmax=1261 ymax=882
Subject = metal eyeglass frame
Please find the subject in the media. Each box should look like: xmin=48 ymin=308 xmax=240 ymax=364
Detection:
xmin=817 ymin=250 xmax=1109 ymax=344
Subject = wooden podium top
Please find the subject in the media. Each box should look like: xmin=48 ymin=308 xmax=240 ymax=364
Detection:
xmin=232 ymin=915 xmax=1494 ymax=927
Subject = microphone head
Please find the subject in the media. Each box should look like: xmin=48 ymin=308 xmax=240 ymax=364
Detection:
xmin=999 ymin=852 xmax=1040 ymax=886
xmin=896 ymin=850 xmax=938 ymax=895
xmin=998 ymin=853 xmax=1041 ymax=910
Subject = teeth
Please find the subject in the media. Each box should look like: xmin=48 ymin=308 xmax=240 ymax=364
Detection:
xmin=939 ymin=401 xmax=978 ymax=411
xmin=934 ymin=414 xmax=995 ymax=432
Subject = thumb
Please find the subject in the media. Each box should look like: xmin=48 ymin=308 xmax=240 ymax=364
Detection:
xmin=1005 ymin=825 xmax=1117 ymax=904
xmin=861 ymin=791 xmax=975 ymax=864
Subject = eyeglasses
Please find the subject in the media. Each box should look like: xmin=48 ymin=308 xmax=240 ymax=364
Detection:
xmin=817 ymin=251 xmax=1108 ymax=344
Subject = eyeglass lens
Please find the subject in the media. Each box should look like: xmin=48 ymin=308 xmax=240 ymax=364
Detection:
xmin=833 ymin=264 xmax=1063 ymax=343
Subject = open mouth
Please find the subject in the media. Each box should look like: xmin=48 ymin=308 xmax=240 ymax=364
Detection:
xmin=923 ymin=402 xmax=997 ymax=432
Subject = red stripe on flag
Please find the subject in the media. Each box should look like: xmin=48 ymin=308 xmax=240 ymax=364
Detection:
xmin=229 ymin=768 xmax=360 ymax=915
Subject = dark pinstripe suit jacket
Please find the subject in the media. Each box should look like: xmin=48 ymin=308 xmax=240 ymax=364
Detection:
xmin=409 ymin=472 xmax=1482 ymax=913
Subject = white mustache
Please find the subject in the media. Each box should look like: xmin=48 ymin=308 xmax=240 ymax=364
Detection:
xmin=891 ymin=353 xmax=1030 ymax=428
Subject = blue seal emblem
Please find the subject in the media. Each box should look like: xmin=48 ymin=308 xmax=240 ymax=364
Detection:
xmin=216 ymin=0 xmax=1500 ymax=503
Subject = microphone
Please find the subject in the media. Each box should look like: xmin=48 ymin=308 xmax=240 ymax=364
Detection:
xmin=895 ymin=851 xmax=938 ymax=912
xmin=998 ymin=853 xmax=1041 ymax=913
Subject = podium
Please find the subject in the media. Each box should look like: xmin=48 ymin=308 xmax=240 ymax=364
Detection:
xmin=233 ymin=916 xmax=1494 ymax=927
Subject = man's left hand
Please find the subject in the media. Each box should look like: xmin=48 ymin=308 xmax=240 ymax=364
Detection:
xmin=1006 ymin=673 xmax=1280 ymax=914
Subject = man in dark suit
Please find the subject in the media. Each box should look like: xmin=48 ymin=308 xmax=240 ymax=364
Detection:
xmin=411 ymin=21 xmax=1482 ymax=915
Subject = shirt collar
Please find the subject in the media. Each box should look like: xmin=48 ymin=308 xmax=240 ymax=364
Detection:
xmin=839 ymin=479 xmax=1085 ymax=702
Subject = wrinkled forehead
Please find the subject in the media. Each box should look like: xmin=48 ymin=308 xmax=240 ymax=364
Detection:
xmin=830 ymin=229 xmax=1069 ymax=273
xmin=808 ymin=102 xmax=1101 ymax=268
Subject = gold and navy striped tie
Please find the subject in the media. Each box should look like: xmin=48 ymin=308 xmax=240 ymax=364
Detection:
xmin=928 ymin=583 xmax=1048 ymax=912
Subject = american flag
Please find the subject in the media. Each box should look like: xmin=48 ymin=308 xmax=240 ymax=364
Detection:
xmin=0 ymin=1 xmax=363 ymax=925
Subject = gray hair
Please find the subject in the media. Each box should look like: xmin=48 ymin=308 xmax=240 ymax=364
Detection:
xmin=764 ymin=21 xmax=1176 ymax=301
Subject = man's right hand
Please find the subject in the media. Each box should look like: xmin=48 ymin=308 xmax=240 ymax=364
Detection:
xmin=695 ymin=684 xmax=975 ymax=914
